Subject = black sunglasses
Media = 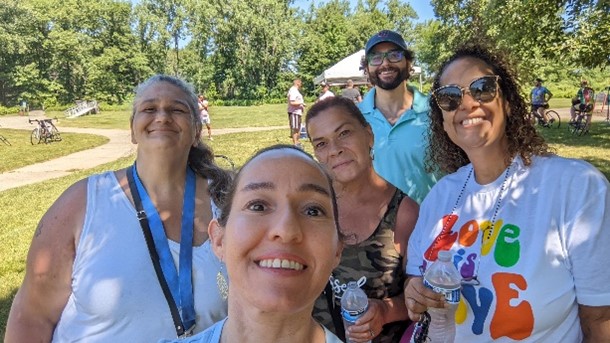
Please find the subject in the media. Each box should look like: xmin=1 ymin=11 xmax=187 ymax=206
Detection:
xmin=366 ymin=50 xmax=404 ymax=66
xmin=432 ymin=75 xmax=500 ymax=112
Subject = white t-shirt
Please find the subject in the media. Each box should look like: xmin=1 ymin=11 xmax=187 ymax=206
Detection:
xmin=199 ymin=100 xmax=209 ymax=118
xmin=406 ymin=155 xmax=610 ymax=342
xmin=318 ymin=90 xmax=335 ymax=101
xmin=287 ymin=86 xmax=304 ymax=115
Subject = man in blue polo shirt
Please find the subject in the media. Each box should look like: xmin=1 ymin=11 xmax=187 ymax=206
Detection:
xmin=358 ymin=30 xmax=437 ymax=204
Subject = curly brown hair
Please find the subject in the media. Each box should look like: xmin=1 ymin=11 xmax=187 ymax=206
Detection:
xmin=427 ymin=43 xmax=553 ymax=174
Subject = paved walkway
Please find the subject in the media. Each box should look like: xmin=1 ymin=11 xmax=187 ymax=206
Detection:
xmin=1 ymin=107 xmax=607 ymax=192
xmin=0 ymin=113 xmax=285 ymax=192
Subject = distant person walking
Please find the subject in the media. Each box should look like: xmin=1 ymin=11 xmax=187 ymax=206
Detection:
xmin=340 ymin=79 xmax=362 ymax=104
xmin=198 ymin=95 xmax=213 ymax=140
xmin=287 ymin=79 xmax=306 ymax=148
xmin=19 ymin=99 xmax=28 ymax=116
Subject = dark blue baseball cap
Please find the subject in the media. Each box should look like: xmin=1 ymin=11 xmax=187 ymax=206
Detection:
xmin=365 ymin=30 xmax=409 ymax=55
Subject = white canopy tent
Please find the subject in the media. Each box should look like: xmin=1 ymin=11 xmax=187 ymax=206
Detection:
xmin=313 ymin=49 xmax=423 ymax=90
xmin=313 ymin=49 xmax=368 ymax=86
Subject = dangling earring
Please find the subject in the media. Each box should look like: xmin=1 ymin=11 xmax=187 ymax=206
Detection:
xmin=369 ymin=147 xmax=375 ymax=160
xmin=216 ymin=260 xmax=229 ymax=301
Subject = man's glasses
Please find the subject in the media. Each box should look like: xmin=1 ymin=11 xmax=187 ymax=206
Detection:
xmin=366 ymin=50 xmax=405 ymax=66
xmin=432 ymin=75 xmax=500 ymax=112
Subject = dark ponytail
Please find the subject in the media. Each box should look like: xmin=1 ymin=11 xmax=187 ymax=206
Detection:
xmin=188 ymin=142 xmax=233 ymax=210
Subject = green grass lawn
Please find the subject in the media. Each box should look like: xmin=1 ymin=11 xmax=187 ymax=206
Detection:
xmin=548 ymin=97 xmax=572 ymax=109
xmin=1 ymin=103 xmax=609 ymax=337
xmin=538 ymin=120 xmax=610 ymax=178
xmin=207 ymin=129 xmax=313 ymax=167
xmin=52 ymin=103 xmax=289 ymax=130
xmin=0 ymin=129 xmax=109 ymax=173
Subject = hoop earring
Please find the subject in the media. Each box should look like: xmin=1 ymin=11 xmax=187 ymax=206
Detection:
xmin=216 ymin=261 xmax=229 ymax=301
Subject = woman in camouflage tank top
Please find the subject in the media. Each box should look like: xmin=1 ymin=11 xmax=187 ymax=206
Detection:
xmin=306 ymin=97 xmax=420 ymax=343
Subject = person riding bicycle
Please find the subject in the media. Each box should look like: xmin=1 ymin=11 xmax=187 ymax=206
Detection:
xmin=570 ymin=80 xmax=595 ymax=129
xmin=530 ymin=78 xmax=553 ymax=125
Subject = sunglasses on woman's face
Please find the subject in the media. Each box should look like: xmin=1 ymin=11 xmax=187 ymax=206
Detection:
xmin=432 ymin=75 xmax=500 ymax=112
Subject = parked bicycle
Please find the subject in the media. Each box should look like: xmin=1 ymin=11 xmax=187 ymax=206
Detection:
xmin=527 ymin=104 xmax=560 ymax=129
xmin=0 ymin=125 xmax=12 ymax=146
xmin=29 ymin=118 xmax=62 ymax=144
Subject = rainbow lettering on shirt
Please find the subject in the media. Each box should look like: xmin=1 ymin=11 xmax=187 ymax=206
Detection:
xmin=423 ymin=214 xmax=534 ymax=339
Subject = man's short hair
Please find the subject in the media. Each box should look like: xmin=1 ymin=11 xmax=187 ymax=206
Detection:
xmin=535 ymin=78 xmax=543 ymax=83
xmin=347 ymin=79 xmax=353 ymax=86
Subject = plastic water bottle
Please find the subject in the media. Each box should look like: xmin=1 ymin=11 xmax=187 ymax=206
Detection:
xmin=341 ymin=281 xmax=371 ymax=343
xmin=423 ymin=250 xmax=462 ymax=343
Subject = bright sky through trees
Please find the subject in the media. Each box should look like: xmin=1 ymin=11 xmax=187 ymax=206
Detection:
xmin=293 ymin=0 xmax=434 ymax=22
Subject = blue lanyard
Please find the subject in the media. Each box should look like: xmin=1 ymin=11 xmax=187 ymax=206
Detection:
xmin=131 ymin=164 xmax=196 ymax=332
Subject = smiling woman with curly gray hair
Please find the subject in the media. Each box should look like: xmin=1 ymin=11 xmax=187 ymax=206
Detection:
xmin=6 ymin=75 xmax=232 ymax=342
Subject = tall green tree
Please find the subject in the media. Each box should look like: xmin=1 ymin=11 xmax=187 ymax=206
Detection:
xmin=298 ymin=0 xmax=354 ymax=89
xmin=0 ymin=0 xmax=46 ymax=106
xmin=83 ymin=1 xmax=152 ymax=103
xmin=135 ymin=0 xmax=189 ymax=76
xmin=417 ymin=0 xmax=608 ymax=84
xmin=196 ymin=0 xmax=298 ymax=99
xmin=2 ymin=0 xmax=607 ymax=108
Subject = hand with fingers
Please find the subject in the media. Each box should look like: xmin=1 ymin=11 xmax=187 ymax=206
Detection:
xmin=403 ymin=276 xmax=447 ymax=322
xmin=344 ymin=298 xmax=387 ymax=342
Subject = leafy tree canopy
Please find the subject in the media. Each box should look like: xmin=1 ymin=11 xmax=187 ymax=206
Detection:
xmin=1 ymin=0 xmax=607 ymax=108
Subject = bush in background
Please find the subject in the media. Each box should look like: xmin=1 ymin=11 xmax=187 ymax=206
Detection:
xmin=0 ymin=106 xmax=19 ymax=116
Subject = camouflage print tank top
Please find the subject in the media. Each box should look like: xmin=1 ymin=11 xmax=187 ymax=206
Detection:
xmin=313 ymin=189 xmax=409 ymax=343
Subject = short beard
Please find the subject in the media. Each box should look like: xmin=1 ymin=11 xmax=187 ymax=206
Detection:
xmin=369 ymin=65 xmax=410 ymax=90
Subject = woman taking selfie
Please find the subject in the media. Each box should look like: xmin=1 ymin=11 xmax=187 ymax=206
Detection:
xmin=161 ymin=145 xmax=344 ymax=343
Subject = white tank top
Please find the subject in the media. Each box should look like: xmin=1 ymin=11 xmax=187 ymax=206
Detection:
xmin=52 ymin=171 xmax=228 ymax=342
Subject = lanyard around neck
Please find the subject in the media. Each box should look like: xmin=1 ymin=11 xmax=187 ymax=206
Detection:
xmin=129 ymin=164 xmax=196 ymax=336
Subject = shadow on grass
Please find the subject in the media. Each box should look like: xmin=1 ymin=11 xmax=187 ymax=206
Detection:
xmin=0 ymin=286 xmax=18 ymax=338
xmin=540 ymin=121 xmax=610 ymax=180
xmin=541 ymin=121 xmax=610 ymax=148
